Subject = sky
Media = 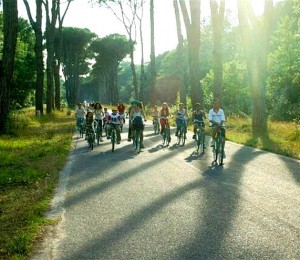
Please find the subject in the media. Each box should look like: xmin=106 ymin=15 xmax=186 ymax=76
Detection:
xmin=17 ymin=0 xmax=266 ymax=63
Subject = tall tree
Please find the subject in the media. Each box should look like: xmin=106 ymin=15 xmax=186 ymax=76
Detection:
xmin=90 ymin=34 xmax=131 ymax=103
xmin=179 ymin=0 xmax=203 ymax=108
xmin=23 ymin=0 xmax=44 ymax=115
xmin=54 ymin=0 xmax=73 ymax=110
xmin=0 ymin=0 xmax=18 ymax=132
xmin=149 ymin=0 xmax=157 ymax=104
xmin=210 ymin=0 xmax=225 ymax=104
xmin=44 ymin=0 xmax=59 ymax=114
xmin=136 ymin=0 xmax=146 ymax=102
xmin=95 ymin=0 xmax=141 ymax=99
xmin=61 ymin=27 xmax=96 ymax=107
xmin=238 ymin=0 xmax=273 ymax=136
xmin=173 ymin=0 xmax=187 ymax=106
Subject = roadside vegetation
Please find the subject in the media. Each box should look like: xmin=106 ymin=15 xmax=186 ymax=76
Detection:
xmin=0 ymin=109 xmax=74 ymax=259
xmin=0 ymin=107 xmax=299 ymax=259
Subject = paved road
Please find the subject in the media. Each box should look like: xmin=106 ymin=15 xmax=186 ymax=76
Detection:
xmin=32 ymin=122 xmax=300 ymax=260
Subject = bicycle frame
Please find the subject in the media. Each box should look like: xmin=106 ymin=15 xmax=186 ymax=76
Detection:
xmin=177 ymin=119 xmax=186 ymax=146
xmin=77 ymin=118 xmax=85 ymax=138
xmin=86 ymin=127 xmax=95 ymax=150
xmin=132 ymin=128 xmax=141 ymax=153
xmin=195 ymin=120 xmax=205 ymax=154
xmin=95 ymin=120 xmax=101 ymax=145
xmin=111 ymin=127 xmax=117 ymax=152
xmin=213 ymin=127 xmax=225 ymax=165
xmin=162 ymin=118 xmax=170 ymax=146
xmin=153 ymin=117 xmax=160 ymax=135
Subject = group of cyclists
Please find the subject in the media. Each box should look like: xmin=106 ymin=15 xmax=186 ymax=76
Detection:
xmin=74 ymin=98 xmax=226 ymax=157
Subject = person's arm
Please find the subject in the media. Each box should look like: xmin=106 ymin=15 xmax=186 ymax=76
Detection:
xmin=202 ymin=110 xmax=206 ymax=120
xmin=185 ymin=109 xmax=189 ymax=118
xmin=220 ymin=109 xmax=225 ymax=126
xmin=208 ymin=109 xmax=215 ymax=125
xmin=141 ymin=108 xmax=147 ymax=121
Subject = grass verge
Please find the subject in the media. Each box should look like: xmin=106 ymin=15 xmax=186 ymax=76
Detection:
xmin=0 ymin=109 xmax=74 ymax=259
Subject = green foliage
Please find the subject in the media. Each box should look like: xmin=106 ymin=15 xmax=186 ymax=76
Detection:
xmin=0 ymin=109 xmax=74 ymax=259
xmin=5 ymin=111 xmax=31 ymax=136
xmin=267 ymin=10 xmax=300 ymax=120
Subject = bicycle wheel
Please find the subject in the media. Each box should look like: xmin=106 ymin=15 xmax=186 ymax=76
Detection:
xmin=182 ymin=127 xmax=186 ymax=146
xmin=195 ymin=130 xmax=201 ymax=152
xmin=90 ymin=134 xmax=94 ymax=150
xmin=215 ymin=135 xmax=220 ymax=163
xmin=154 ymin=121 xmax=158 ymax=134
xmin=165 ymin=127 xmax=170 ymax=146
xmin=111 ymin=130 xmax=116 ymax=152
xmin=79 ymin=123 xmax=84 ymax=138
xmin=218 ymin=136 xmax=225 ymax=165
xmin=135 ymin=130 xmax=141 ymax=153
xmin=96 ymin=126 xmax=100 ymax=145
xmin=200 ymin=129 xmax=205 ymax=154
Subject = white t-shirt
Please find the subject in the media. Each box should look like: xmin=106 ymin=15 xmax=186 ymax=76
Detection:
xmin=75 ymin=108 xmax=86 ymax=119
xmin=208 ymin=108 xmax=225 ymax=126
xmin=94 ymin=109 xmax=104 ymax=120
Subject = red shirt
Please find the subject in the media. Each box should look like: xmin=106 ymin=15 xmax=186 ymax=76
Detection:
xmin=117 ymin=104 xmax=126 ymax=114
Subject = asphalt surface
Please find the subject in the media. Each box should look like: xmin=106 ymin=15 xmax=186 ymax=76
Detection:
xmin=32 ymin=121 xmax=300 ymax=260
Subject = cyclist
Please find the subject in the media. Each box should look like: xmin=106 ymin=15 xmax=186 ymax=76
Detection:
xmin=130 ymin=100 xmax=147 ymax=148
xmin=85 ymin=111 xmax=96 ymax=141
xmin=75 ymin=102 xmax=86 ymax=131
xmin=208 ymin=98 xmax=226 ymax=153
xmin=107 ymin=107 xmax=122 ymax=144
xmin=152 ymin=105 xmax=160 ymax=132
xmin=175 ymin=102 xmax=188 ymax=138
xmin=160 ymin=102 xmax=170 ymax=134
xmin=117 ymin=100 xmax=126 ymax=124
xmin=127 ymin=102 xmax=134 ymax=142
xmin=94 ymin=102 xmax=104 ymax=142
xmin=192 ymin=103 xmax=206 ymax=140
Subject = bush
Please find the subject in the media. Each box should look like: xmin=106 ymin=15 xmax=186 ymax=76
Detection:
xmin=5 ymin=111 xmax=31 ymax=135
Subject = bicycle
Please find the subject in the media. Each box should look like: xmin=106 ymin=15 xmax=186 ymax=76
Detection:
xmin=153 ymin=117 xmax=160 ymax=135
xmin=161 ymin=117 xmax=171 ymax=146
xmin=132 ymin=127 xmax=142 ymax=153
xmin=110 ymin=126 xmax=117 ymax=152
xmin=212 ymin=126 xmax=226 ymax=165
xmin=119 ymin=112 xmax=126 ymax=132
xmin=77 ymin=118 xmax=85 ymax=138
xmin=95 ymin=120 xmax=102 ymax=145
xmin=176 ymin=119 xmax=186 ymax=146
xmin=103 ymin=119 xmax=108 ymax=137
xmin=194 ymin=120 xmax=205 ymax=154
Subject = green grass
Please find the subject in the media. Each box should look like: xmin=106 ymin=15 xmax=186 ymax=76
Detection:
xmin=225 ymin=116 xmax=300 ymax=159
xmin=0 ymin=109 xmax=74 ymax=259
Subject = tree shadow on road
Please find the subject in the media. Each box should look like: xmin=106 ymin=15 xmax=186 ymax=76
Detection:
xmin=246 ymin=133 xmax=300 ymax=183
xmin=63 ymin=143 xmax=266 ymax=259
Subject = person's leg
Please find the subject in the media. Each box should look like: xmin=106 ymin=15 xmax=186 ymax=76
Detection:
xmin=160 ymin=119 xmax=165 ymax=134
xmin=193 ymin=123 xmax=197 ymax=139
xmin=107 ymin=124 xmax=112 ymax=139
xmin=175 ymin=118 xmax=180 ymax=136
xmin=128 ymin=123 xmax=132 ymax=141
xmin=116 ymin=125 xmax=121 ymax=143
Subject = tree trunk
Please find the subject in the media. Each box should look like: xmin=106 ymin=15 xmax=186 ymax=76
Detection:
xmin=150 ymin=0 xmax=157 ymax=104
xmin=23 ymin=0 xmax=44 ymax=115
xmin=129 ymin=44 xmax=139 ymax=99
xmin=179 ymin=0 xmax=203 ymax=108
xmin=173 ymin=0 xmax=186 ymax=106
xmin=45 ymin=0 xmax=58 ymax=114
xmin=0 ymin=0 xmax=18 ymax=132
xmin=210 ymin=0 xmax=225 ymax=104
xmin=237 ymin=0 xmax=273 ymax=136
